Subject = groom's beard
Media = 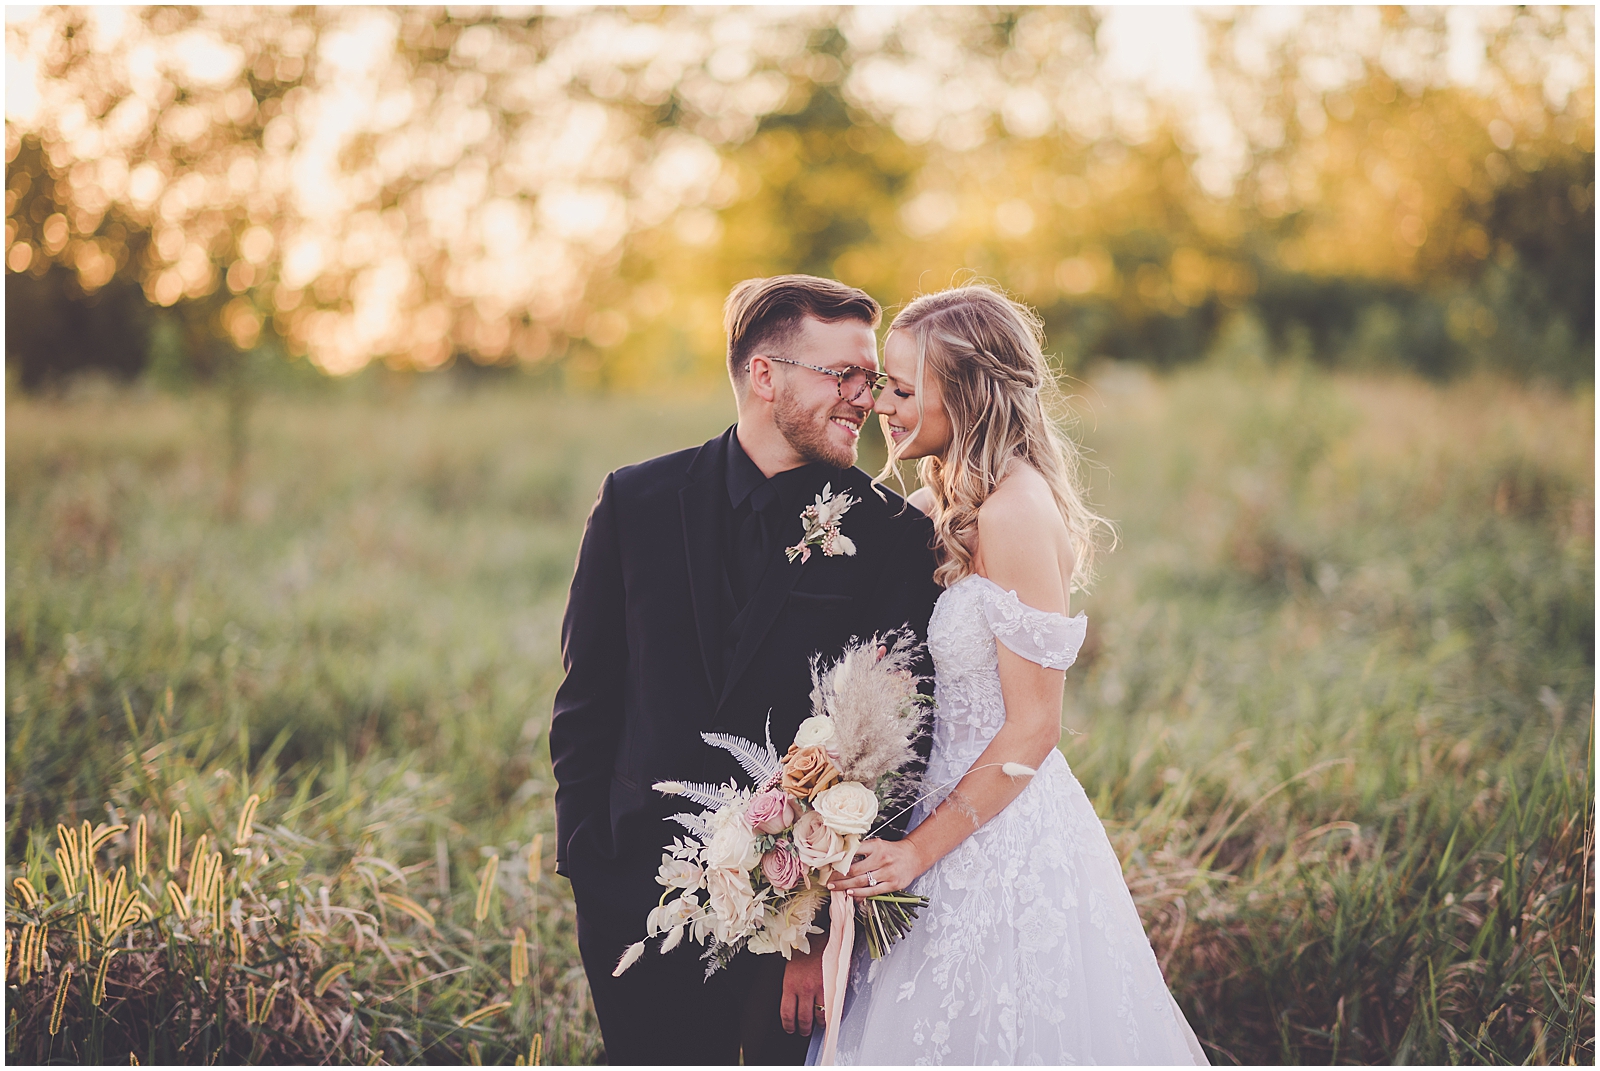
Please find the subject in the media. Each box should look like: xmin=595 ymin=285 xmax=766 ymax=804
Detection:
xmin=774 ymin=392 xmax=861 ymax=469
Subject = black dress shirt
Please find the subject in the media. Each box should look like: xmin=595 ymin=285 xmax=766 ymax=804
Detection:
xmin=722 ymin=433 xmax=840 ymax=681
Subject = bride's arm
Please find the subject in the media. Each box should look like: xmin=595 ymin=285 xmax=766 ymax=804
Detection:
xmin=832 ymin=483 xmax=1070 ymax=896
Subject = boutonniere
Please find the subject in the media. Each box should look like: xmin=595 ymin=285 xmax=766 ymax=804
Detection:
xmin=785 ymin=483 xmax=858 ymax=563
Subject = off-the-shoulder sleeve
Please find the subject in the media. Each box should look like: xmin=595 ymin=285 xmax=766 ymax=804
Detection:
xmin=977 ymin=580 xmax=1088 ymax=670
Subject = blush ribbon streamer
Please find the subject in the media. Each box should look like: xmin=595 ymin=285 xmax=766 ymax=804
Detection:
xmin=818 ymin=889 xmax=854 ymax=1065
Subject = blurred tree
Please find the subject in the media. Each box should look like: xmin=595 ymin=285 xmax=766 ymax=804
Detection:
xmin=5 ymin=136 xmax=151 ymax=389
xmin=5 ymin=5 xmax=1593 ymax=389
xmin=7 ymin=7 xmax=892 ymax=382
xmin=600 ymin=25 xmax=924 ymax=389
xmin=4 ymin=5 xmax=323 ymax=402
xmin=1202 ymin=5 xmax=1594 ymax=380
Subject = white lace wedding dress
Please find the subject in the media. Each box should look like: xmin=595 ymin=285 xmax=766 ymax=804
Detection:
xmin=812 ymin=575 xmax=1208 ymax=1065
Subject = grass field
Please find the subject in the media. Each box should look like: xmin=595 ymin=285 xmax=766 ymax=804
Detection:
xmin=5 ymin=361 xmax=1593 ymax=1064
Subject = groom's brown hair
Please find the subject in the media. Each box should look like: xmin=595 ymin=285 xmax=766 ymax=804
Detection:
xmin=723 ymin=275 xmax=880 ymax=388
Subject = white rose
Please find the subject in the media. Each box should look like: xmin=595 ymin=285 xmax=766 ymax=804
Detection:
xmin=793 ymin=715 xmax=836 ymax=750
xmin=705 ymin=819 xmax=762 ymax=871
xmin=810 ymin=781 xmax=880 ymax=836
xmin=705 ymin=867 xmax=762 ymax=944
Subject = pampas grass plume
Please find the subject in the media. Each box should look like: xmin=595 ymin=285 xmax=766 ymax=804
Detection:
xmin=811 ymin=632 xmax=927 ymax=785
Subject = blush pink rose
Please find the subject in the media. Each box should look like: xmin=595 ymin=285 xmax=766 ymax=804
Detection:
xmin=791 ymin=809 xmax=858 ymax=877
xmin=747 ymin=789 xmax=797 ymax=835
xmin=760 ymin=844 xmax=804 ymax=891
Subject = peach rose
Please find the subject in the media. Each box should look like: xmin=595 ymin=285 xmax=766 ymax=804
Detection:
xmin=781 ymin=744 xmax=841 ymax=801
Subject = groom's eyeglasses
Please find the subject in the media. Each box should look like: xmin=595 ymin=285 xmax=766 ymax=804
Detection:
xmin=754 ymin=356 xmax=887 ymax=404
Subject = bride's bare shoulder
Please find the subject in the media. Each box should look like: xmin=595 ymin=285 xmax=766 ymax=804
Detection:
xmin=977 ymin=463 xmax=1058 ymax=531
xmin=975 ymin=464 xmax=1071 ymax=610
xmin=906 ymin=486 xmax=936 ymax=515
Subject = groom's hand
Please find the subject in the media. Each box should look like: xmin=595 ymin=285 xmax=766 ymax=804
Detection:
xmin=780 ymin=944 xmax=827 ymax=1036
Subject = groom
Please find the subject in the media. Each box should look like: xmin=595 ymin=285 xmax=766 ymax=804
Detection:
xmin=551 ymin=275 xmax=941 ymax=1064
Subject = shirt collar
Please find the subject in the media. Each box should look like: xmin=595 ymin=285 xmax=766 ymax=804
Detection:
xmin=725 ymin=427 xmax=769 ymax=511
xmin=725 ymin=427 xmax=844 ymax=514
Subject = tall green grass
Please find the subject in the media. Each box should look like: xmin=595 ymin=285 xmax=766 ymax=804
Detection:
xmin=1065 ymin=364 xmax=1593 ymax=1063
xmin=6 ymin=720 xmax=589 ymax=1064
xmin=6 ymin=365 xmax=1592 ymax=1063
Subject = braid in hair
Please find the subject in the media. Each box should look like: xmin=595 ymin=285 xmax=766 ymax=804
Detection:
xmin=875 ymin=285 xmax=1115 ymax=590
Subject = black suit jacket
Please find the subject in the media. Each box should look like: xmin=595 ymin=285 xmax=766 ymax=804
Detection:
xmin=550 ymin=427 xmax=941 ymax=928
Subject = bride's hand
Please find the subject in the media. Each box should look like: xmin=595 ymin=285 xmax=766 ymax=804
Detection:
xmin=827 ymin=837 xmax=928 ymax=898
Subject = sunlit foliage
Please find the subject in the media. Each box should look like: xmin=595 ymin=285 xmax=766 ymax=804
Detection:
xmin=5 ymin=7 xmax=1593 ymax=387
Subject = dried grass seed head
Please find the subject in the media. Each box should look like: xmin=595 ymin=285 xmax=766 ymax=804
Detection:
xmin=808 ymin=632 xmax=928 ymax=785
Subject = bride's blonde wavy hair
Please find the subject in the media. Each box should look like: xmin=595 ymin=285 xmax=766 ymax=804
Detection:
xmin=876 ymin=284 xmax=1115 ymax=591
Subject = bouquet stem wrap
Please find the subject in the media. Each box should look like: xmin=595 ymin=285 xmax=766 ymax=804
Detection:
xmin=820 ymin=889 xmax=855 ymax=1066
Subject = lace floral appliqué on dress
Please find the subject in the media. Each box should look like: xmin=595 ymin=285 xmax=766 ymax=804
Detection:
xmin=812 ymin=575 xmax=1208 ymax=1066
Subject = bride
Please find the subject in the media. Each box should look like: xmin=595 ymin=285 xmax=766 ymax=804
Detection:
xmin=810 ymin=284 xmax=1208 ymax=1065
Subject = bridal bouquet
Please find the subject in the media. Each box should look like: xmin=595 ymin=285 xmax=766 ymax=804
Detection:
xmin=615 ymin=633 xmax=931 ymax=979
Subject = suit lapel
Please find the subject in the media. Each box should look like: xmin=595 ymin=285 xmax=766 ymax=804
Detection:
xmin=679 ymin=436 xmax=729 ymax=705
xmin=718 ymin=541 xmax=810 ymax=714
